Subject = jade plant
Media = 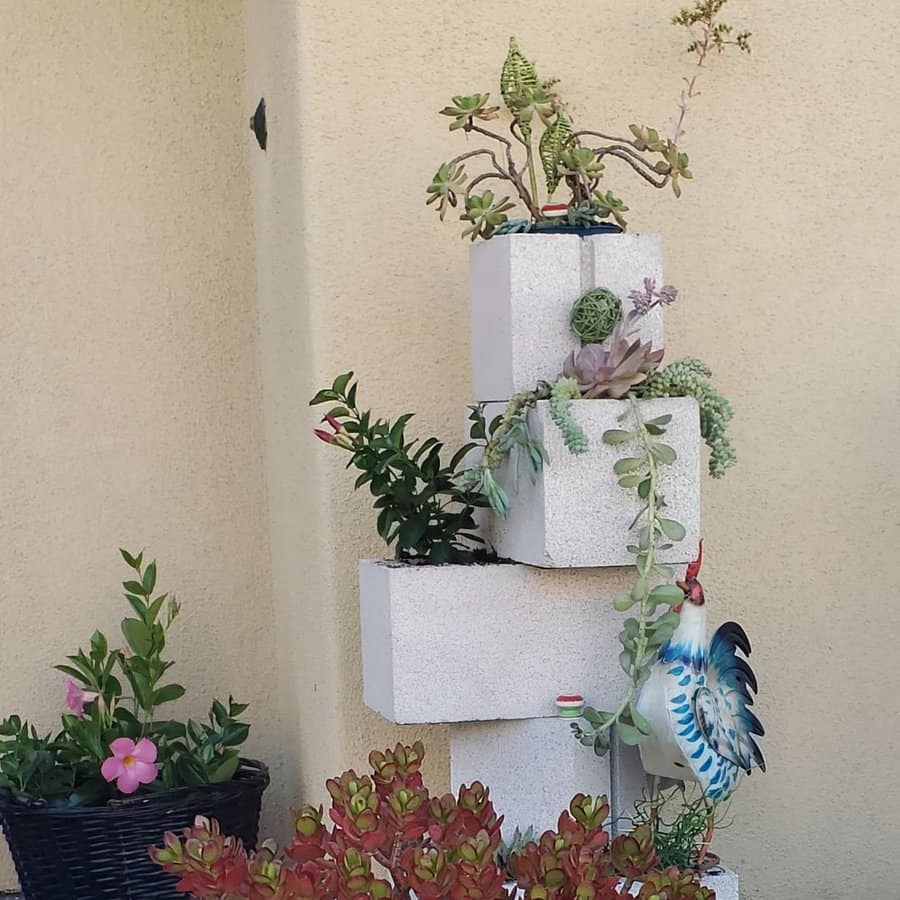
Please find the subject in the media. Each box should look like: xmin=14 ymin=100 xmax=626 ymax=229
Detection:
xmin=427 ymin=1 xmax=750 ymax=239
xmin=311 ymin=373 xmax=490 ymax=563
xmin=151 ymin=742 xmax=715 ymax=900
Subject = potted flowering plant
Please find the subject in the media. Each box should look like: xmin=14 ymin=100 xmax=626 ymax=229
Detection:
xmin=0 ymin=550 xmax=269 ymax=900
xmin=150 ymin=742 xmax=724 ymax=899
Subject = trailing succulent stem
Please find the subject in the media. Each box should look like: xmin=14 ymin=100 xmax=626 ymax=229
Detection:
xmin=572 ymin=400 xmax=685 ymax=756
xmin=311 ymin=373 xmax=489 ymax=563
xmin=640 ymin=358 xmax=736 ymax=477
xmin=427 ymin=5 xmax=749 ymax=239
xmin=458 ymin=384 xmax=552 ymax=518
xmin=459 ymin=378 xmax=586 ymax=518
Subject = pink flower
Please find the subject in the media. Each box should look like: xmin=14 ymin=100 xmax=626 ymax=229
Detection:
xmin=65 ymin=679 xmax=99 ymax=718
xmin=101 ymin=737 xmax=158 ymax=794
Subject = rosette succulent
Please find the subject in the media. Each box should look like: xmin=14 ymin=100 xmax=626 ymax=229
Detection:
xmin=563 ymin=328 xmax=664 ymax=399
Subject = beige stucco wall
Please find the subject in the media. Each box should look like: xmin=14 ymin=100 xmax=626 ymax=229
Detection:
xmin=3 ymin=1 xmax=900 ymax=898
xmin=0 ymin=0 xmax=286 ymax=888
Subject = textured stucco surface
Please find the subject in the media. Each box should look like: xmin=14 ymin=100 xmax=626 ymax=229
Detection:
xmin=0 ymin=1 xmax=282 ymax=888
xmin=3 ymin=1 xmax=900 ymax=898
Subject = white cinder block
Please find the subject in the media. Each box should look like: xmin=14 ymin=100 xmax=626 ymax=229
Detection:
xmin=449 ymin=717 xmax=610 ymax=840
xmin=360 ymin=559 xmax=631 ymax=724
xmin=470 ymin=233 xmax=664 ymax=402
xmin=482 ymin=398 xmax=700 ymax=568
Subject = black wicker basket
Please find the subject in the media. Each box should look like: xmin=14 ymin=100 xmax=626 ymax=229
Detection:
xmin=0 ymin=758 xmax=269 ymax=900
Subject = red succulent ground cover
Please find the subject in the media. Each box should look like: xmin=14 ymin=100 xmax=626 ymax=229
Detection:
xmin=150 ymin=742 xmax=714 ymax=900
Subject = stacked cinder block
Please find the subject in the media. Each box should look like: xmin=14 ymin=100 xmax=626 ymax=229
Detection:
xmin=359 ymin=233 xmax=703 ymax=842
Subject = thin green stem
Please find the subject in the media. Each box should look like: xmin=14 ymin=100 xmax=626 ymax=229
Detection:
xmin=586 ymin=399 xmax=660 ymax=743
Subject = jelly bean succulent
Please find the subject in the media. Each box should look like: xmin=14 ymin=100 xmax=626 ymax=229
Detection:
xmin=427 ymin=1 xmax=750 ymax=239
xmin=150 ymin=743 xmax=716 ymax=900
xmin=0 ymin=551 xmax=251 ymax=806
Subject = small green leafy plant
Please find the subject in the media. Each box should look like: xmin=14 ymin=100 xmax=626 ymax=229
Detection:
xmin=311 ymin=373 xmax=490 ymax=563
xmin=630 ymin=788 xmax=730 ymax=873
xmin=427 ymin=1 xmax=750 ymax=239
xmin=0 ymin=552 xmax=251 ymax=806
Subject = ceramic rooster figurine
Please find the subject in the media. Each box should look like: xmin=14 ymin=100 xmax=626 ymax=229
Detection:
xmin=636 ymin=542 xmax=765 ymax=804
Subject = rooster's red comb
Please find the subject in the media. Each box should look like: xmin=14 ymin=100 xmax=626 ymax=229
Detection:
xmin=685 ymin=539 xmax=703 ymax=580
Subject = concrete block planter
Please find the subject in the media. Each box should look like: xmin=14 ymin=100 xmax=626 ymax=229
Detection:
xmin=482 ymin=397 xmax=700 ymax=568
xmin=470 ymin=233 xmax=664 ymax=402
xmin=359 ymin=559 xmax=631 ymax=724
xmin=449 ymin=717 xmax=610 ymax=840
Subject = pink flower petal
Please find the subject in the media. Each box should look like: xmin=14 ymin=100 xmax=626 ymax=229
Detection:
xmin=66 ymin=680 xmax=85 ymax=717
xmin=116 ymin=767 xmax=142 ymax=794
xmin=101 ymin=757 xmax=125 ymax=783
xmin=133 ymin=738 xmax=157 ymax=764
xmin=131 ymin=760 xmax=158 ymax=786
xmin=109 ymin=737 xmax=135 ymax=759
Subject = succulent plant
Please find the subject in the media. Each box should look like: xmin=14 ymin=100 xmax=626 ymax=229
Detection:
xmin=461 ymin=191 xmax=515 ymax=241
xmin=570 ymin=288 xmax=623 ymax=344
xmin=591 ymin=191 xmax=629 ymax=230
xmin=439 ymin=93 xmax=500 ymax=130
xmin=490 ymin=217 xmax=534 ymax=236
xmin=426 ymin=162 xmax=467 ymax=220
xmin=636 ymin=867 xmax=716 ymax=900
xmin=549 ymin=377 xmax=588 ymax=455
xmin=428 ymin=6 xmax=750 ymax=239
xmin=640 ymin=357 xmax=736 ymax=477
xmin=154 ymin=756 xmax=717 ymax=900
xmin=610 ymin=825 xmax=660 ymax=879
xmin=563 ymin=325 xmax=664 ymax=399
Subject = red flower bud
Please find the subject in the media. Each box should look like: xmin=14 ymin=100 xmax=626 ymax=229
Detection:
xmin=314 ymin=428 xmax=335 ymax=444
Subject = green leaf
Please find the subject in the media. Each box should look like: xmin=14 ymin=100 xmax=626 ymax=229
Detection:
xmin=90 ymin=631 xmax=107 ymax=660
xmin=332 ymin=372 xmax=353 ymax=396
xmin=658 ymin=518 xmax=686 ymax=541
xmin=602 ymin=429 xmax=632 ymax=445
xmin=613 ymin=593 xmax=636 ymax=612
xmin=209 ymin=752 xmax=240 ymax=784
xmin=119 ymin=548 xmax=142 ymax=570
xmin=651 ymin=443 xmax=677 ymax=465
xmin=397 ymin=517 xmax=427 ymax=551
xmin=647 ymin=415 xmax=672 ymax=427
xmin=617 ymin=474 xmax=643 ymax=488
xmin=637 ymin=478 xmax=651 ymax=499
xmin=142 ymin=561 xmax=157 ymax=595
xmin=153 ymin=684 xmax=186 ymax=705
xmin=648 ymin=583 xmax=684 ymax=606
xmin=616 ymin=723 xmax=644 ymax=746
xmin=147 ymin=593 xmax=167 ymax=624
xmin=613 ymin=457 xmax=645 ymax=475
xmin=309 ymin=389 xmax=339 ymax=406
xmin=121 ymin=618 xmax=153 ymax=657
xmin=123 ymin=580 xmax=149 ymax=597
xmin=629 ymin=703 xmax=652 ymax=735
